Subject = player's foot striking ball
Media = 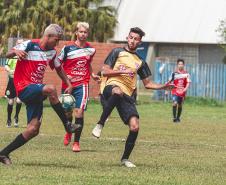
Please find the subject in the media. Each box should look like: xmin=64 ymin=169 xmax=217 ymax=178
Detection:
xmin=92 ymin=27 xmax=174 ymax=167
xmin=0 ymin=24 xmax=79 ymax=165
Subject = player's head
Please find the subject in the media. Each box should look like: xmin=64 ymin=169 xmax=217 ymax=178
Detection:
xmin=126 ymin=27 xmax=145 ymax=51
xmin=43 ymin=24 xmax=63 ymax=49
xmin=75 ymin=22 xmax=89 ymax=42
xmin=177 ymin=58 xmax=185 ymax=70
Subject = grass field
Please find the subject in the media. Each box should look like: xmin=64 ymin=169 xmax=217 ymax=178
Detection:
xmin=0 ymin=97 xmax=226 ymax=185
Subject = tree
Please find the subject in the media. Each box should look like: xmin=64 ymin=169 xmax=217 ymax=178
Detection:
xmin=0 ymin=0 xmax=117 ymax=45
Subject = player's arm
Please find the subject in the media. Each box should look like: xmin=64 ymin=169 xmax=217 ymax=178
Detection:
xmin=183 ymin=74 xmax=191 ymax=93
xmin=138 ymin=62 xmax=174 ymax=90
xmin=55 ymin=66 xmax=73 ymax=94
xmin=142 ymin=78 xmax=172 ymax=90
xmin=6 ymin=41 xmax=29 ymax=60
xmin=53 ymin=49 xmax=72 ymax=94
xmin=4 ymin=59 xmax=11 ymax=72
xmin=89 ymin=64 xmax=100 ymax=81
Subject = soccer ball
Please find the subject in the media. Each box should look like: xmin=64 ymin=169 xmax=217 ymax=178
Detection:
xmin=59 ymin=94 xmax=76 ymax=112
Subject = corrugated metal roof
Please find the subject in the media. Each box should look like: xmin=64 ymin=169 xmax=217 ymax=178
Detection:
xmin=112 ymin=0 xmax=226 ymax=44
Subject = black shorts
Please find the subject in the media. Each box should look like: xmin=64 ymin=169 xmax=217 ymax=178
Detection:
xmin=5 ymin=78 xmax=16 ymax=99
xmin=103 ymin=85 xmax=139 ymax=125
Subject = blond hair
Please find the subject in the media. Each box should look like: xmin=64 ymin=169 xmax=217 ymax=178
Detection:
xmin=76 ymin=22 xmax=89 ymax=31
xmin=43 ymin=24 xmax=64 ymax=37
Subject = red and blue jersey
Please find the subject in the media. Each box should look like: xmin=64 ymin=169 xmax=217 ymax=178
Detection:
xmin=55 ymin=42 xmax=96 ymax=89
xmin=169 ymin=70 xmax=191 ymax=97
xmin=13 ymin=39 xmax=57 ymax=94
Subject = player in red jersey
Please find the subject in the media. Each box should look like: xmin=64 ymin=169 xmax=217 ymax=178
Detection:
xmin=0 ymin=24 xmax=79 ymax=165
xmin=168 ymin=59 xmax=191 ymax=122
xmin=56 ymin=22 xmax=99 ymax=152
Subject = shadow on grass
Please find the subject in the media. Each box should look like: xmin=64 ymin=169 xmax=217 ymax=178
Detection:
xmin=21 ymin=162 xmax=80 ymax=169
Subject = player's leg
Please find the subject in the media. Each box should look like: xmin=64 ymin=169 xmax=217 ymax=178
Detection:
xmin=172 ymin=95 xmax=178 ymax=122
xmin=42 ymin=84 xmax=79 ymax=133
xmin=70 ymin=84 xmax=88 ymax=152
xmin=0 ymin=85 xmax=44 ymax=165
xmin=14 ymin=97 xmax=22 ymax=127
xmin=5 ymin=78 xmax=16 ymax=127
xmin=176 ymin=97 xmax=184 ymax=122
xmin=117 ymin=95 xmax=139 ymax=168
xmin=6 ymin=98 xmax=14 ymax=127
xmin=92 ymin=85 xmax=122 ymax=138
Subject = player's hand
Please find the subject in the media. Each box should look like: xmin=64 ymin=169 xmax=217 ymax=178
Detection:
xmin=91 ymin=73 xmax=101 ymax=82
xmin=64 ymin=84 xmax=73 ymax=94
xmin=163 ymin=82 xmax=175 ymax=90
xmin=14 ymin=50 xmax=27 ymax=60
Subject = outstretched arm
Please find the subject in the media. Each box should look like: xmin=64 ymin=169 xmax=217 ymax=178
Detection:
xmin=142 ymin=77 xmax=174 ymax=90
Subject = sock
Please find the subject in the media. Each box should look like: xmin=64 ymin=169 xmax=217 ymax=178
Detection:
xmin=177 ymin=106 xmax=182 ymax=119
xmin=0 ymin=134 xmax=27 ymax=156
xmin=7 ymin=104 xmax=13 ymax=121
xmin=98 ymin=94 xmax=121 ymax=126
xmin=173 ymin=105 xmax=177 ymax=119
xmin=15 ymin=103 xmax=22 ymax=118
xmin=121 ymin=131 xmax=138 ymax=160
xmin=51 ymin=102 xmax=69 ymax=126
xmin=74 ymin=118 xmax=84 ymax=142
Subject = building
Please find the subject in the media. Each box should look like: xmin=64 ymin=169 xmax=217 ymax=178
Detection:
xmin=105 ymin=0 xmax=226 ymax=67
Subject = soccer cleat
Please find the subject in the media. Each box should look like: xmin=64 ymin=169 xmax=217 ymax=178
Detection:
xmin=64 ymin=122 xmax=81 ymax=133
xmin=173 ymin=118 xmax=177 ymax=122
xmin=0 ymin=155 xmax=12 ymax=165
xmin=64 ymin=133 xmax=72 ymax=146
xmin=92 ymin=124 xmax=103 ymax=138
xmin=121 ymin=159 xmax=136 ymax=168
xmin=176 ymin=118 xmax=181 ymax=122
xmin=72 ymin=142 xmax=80 ymax=152
xmin=6 ymin=119 xmax=11 ymax=128
xmin=14 ymin=117 xmax=19 ymax=127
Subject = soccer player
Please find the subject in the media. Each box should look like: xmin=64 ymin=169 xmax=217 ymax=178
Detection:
xmin=168 ymin=59 xmax=191 ymax=122
xmin=56 ymin=22 xmax=99 ymax=152
xmin=4 ymin=40 xmax=23 ymax=127
xmin=92 ymin=27 xmax=173 ymax=168
xmin=0 ymin=24 xmax=79 ymax=165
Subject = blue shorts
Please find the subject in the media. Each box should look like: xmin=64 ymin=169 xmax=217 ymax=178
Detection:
xmin=18 ymin=84 xmax=46 ymax=123
xmin=62 ymin=84 xmax=89 ymax=110
xmin=172 ymin=95 xmax=184 ymax=104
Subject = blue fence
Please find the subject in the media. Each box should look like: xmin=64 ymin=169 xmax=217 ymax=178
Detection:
xmin=0 ymin=57 xmax=6 ymax=66
xmin=154 ymin=61 xmax=226 ymax=101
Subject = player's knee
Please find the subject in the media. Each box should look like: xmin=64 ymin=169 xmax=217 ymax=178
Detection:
xmin=16 ymin=98 xmax=22 ymax=104
xmin=8 ymin=99 xmax=14 ymax=105
xmin=29 ymin=125 xmax=40 ymax=137
xmin=45 ymin=85 xmax=57 ymax=94
xmin=129 ymin=117 xmax=139 ymax=132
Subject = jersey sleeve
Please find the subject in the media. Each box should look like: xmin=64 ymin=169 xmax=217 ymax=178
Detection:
xmin=137 ymin=62 xmax=152 ymax=80
xmin=104 ymin=48 xmax=122 ymax=68
xmin=186 ymin=73 xmax=191 ymax=83
xmin=168 ymin=72 xmax=175 ymax=82
xmin=13 ymin=40 xmax=30 ymax=51
xmin=54 ymin=46 xmax=66 ymax=69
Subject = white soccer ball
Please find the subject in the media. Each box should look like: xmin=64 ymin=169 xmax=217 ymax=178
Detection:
xmin=59 ymin=94 xmax=76 ymax=112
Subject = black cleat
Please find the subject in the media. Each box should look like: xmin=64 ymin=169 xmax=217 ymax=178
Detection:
xmin=14 ymin=117 xmax=19 ymax=127
xmin=6 ymin=119 xmax=12 ymax=128
xmin=173 ymin=118 xmax=177 ymax=122
xmin=64 ymin=122 xmax=81 ymax=133
xmin=0 ymin=155 xmax=12 ymax=165
xmin=176 ymin=118 xmax=181 ymax=122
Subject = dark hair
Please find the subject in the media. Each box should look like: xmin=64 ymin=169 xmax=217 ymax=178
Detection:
xmin=177 ymin=58 xmax=185 ymax=64
xmin=130 ymin=27 xmax=145 ymax=38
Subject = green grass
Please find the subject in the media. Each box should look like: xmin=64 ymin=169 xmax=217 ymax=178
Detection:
xmin=1 ymin=97 xmax=226 ymax=185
